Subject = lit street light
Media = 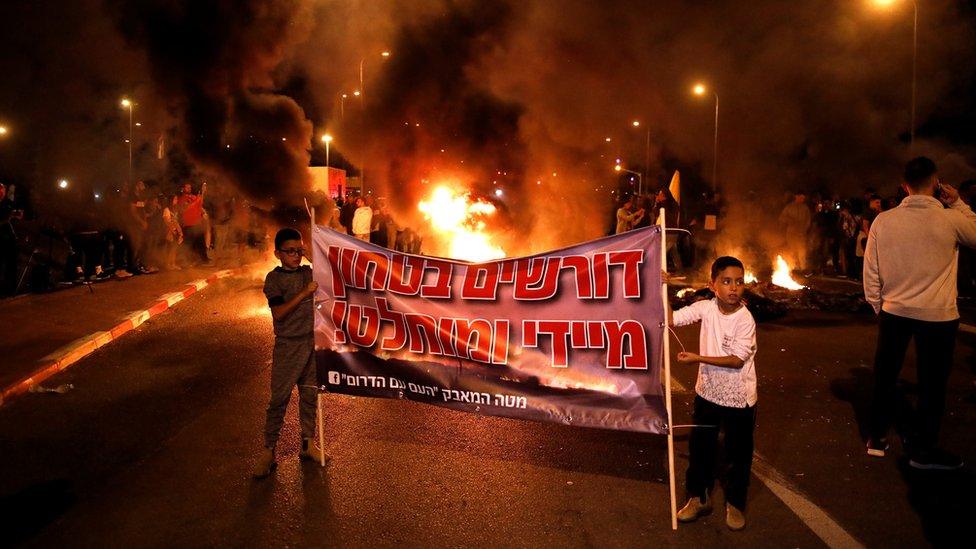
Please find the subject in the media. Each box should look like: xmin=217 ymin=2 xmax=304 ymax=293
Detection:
xmin=58 ymin=179 xmax=69 ymax=189
xmin=871 ymin=0 xmax=919 ymax=148
xmin=321 ymin=134 xmax=333 ymax=165
xmin=614 ymin=164 xmax=643 ymax=196
xmin=321 ymin=134 xmax=333 ymax=192
xmin=120 ymin=98 xmax=134 ymax=188
xmin=692 ymin=83 xmax=719 ymax=191
xmin=0 ymin=126 xmax=8 ymax=136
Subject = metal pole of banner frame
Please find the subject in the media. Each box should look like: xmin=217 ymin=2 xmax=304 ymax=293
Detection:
xmin=310 ymin=206 xmax=327 ymax=468
xmin=659 ymin=208 xmax=678 ymax=530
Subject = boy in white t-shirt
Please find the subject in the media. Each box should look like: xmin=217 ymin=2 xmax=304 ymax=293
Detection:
xmin=669 ymin=256 xmax=757 ymax=531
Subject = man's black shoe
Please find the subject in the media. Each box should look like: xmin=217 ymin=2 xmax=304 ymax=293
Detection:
xmin=909 ymin=448 xmax=964 ymax=471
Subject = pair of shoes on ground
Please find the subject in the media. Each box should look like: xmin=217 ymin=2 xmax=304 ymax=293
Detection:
xmin=677 ymin=492 xmax=746 ymax=531
xmin=866 ymin=437 xmax=963 ymax=470
xmin=252 ymin=440 xmax=329 ymax=479
xmin=88 ymin=266 xmax=112 ymax=281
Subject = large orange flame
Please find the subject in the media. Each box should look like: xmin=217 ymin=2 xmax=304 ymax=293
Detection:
xmin=771 ymin=255 xmax=805 ymax=290
xmin=418 ymin=185 xmax=506 ymax=262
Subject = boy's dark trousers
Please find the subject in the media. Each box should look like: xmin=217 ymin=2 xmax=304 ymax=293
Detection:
xmin=870 ymin=311 xmax=958 ymax=453
xmin=686 ymin=395 xmax=756 ymax=510
xmin=264 ymin=337 xmax=318 ymax=449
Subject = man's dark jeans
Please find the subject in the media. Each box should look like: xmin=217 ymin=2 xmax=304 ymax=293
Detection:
xmin=870 ymin=311 xmax=958 ymax=453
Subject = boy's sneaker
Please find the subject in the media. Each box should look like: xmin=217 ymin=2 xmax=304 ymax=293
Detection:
xmin=252 ymin=448 xmax=277 ymax=479
xmin=677 ymin=494 xmax=711 ymax=522
xmin=726 ymin=503 xmax=746 ymax=531
xmin=114 ymin=268 xmax=133 ymax=279
xmin=866 ymin=437 xmax=889 ymax=458
xmin=299 ymin=438 xmax=329 ymax=463
xmin=909 ymin=449 xmax=964 ymax=471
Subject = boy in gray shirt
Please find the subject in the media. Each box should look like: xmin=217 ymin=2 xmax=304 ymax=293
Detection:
xmin=253 ymin=228 xmax=326 ymax=478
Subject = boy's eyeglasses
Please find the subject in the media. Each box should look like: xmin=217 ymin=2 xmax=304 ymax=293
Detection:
xmin=278 ymin=248 xmax=305 ymax=256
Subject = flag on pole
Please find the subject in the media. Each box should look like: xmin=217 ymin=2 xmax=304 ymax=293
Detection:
xmin=668 ymin=170 xmax=680 ymax=205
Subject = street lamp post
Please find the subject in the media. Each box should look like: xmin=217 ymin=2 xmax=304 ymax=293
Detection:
xmin=693 ymin=84 xmax=719 ymax=192
xmin=911 ymin=0 xmax=917 ymax=147
xmin=872 ymin=0 xmax=919 ymax=148
xmin=321 ymin=134 xmax=333 ymax=196
xmin=615 ymin=164 xmax=643 ymax=196
xmin=360 ymin=51 xmax=392 ymax=104
xmin=358 ymin=51 xmax=389 ymax=195
xmin=120 ymin=98 xmax=133 ymax=188
xmin=630 ymin=120 xmax=651 ymax=187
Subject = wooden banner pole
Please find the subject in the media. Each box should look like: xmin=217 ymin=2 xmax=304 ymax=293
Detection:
xmin=317 ymin=393 xmax=326 ymax=467
xmin=659 ymin=208 xmax=678 ymax=530
xmin=310 ymin=207 xmax=326 ymax=468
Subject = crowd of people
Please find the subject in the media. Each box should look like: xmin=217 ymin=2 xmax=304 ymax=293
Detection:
xmin=0 ymin=179 xmax=268 ymax=296
xmin=778 ymin=181 xmax=976 ymax=293
xmin=611 ymin=173 xmax=976 ymax=293
xmin=323 ymin=194 xmax=422 ymax=254
xmin=0 ymin=173 xmax=437 ymax=298
xmin=613 ymin=186 xmax=720 ymax=272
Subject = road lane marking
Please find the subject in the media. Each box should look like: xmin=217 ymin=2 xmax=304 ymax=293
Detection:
xmin=0 ymin=268 xmax=242 ymax=407
xmin=752 ymin=453 xmax=865 ymax=548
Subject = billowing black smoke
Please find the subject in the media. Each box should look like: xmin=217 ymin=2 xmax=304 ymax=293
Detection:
xmin=108 ymin=0 xmax=313 ymax=213
xmin=361 ymin=1 xmax=527 ymax=210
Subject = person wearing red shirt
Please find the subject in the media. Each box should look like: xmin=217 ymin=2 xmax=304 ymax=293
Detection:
xmin=177 ymin=182 xmax=210 ymax=263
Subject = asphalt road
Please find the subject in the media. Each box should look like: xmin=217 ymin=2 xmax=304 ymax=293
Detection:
xmin=1 ymin=276 xmax=974 ymax=547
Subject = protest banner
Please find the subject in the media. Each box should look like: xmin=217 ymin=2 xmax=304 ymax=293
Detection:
xmin=309 ymin=215 xmax=677 ymax=527
xmin=311 ymin=224 xmax=669 ymax=433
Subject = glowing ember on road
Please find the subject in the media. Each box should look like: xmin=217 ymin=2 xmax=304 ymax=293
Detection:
xmin=418 ymin=185 xmax=505 ymax=262
xmin=771 ymin=255 xmax=805 ymax=290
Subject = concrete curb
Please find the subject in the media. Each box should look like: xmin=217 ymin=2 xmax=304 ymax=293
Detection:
xmin=0 ymin=269 xmax=238 ymax=407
